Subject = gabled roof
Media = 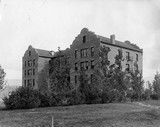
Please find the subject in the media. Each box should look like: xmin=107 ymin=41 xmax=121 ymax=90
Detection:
xmin=35 ymin=48 xmax=54 ymax=58
xmin=97 ymin=35 xmax=143 ymax=53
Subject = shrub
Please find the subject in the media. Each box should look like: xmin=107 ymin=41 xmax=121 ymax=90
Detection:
xmin=38 ymin=92 xmax=51 ymax=107
xmin=3 ymin=86 xmax=41 ymax=109
xmin=150 ymin=94 xmax=159 ymax=100
xmin=66 ymin=90 xmax=83 ymax=105
xmin=48 ymin=93 xmax=62 ymax=106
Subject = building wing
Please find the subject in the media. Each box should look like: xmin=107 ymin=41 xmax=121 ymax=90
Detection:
xmin=97 ymin=35 xmax=143 ymax=53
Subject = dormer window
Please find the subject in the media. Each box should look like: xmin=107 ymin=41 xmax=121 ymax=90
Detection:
xmin=83 ymin=36 xmax=86 ymax=43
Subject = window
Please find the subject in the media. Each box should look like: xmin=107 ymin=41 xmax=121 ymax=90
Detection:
xmin=136 ymin=54 xmax=138 ymax=61
xmin=33 ymin=79 xmax=35 ymax=87
xmin=75 ymin=75 xmax=78 ymax=84
xmin=28 ymin=60 xmax=32 ymax=67
xmin=24 ymin=70 xmax=26 ymax=76
xmin=91 ymin=47 xmax=94 ymax=57
xmin=81 ymin=49 xmax=88 ymax=58
xmin=29 ymin=51 xmax=31 ymax=56
xmin=27 ymin=79 xmax=32 ymax=87
xmin=25 ymin=61 xmax=26 ymax=67
xmin=126 ymin=52 xmax=130 ymax=61
xmin=27 ymin=80 xmax=29 ymax=87
xmin=28 ymin=69 xmax=32 ymax=76
xmin=27 ymin=70 xmax=29 ymax=76
xmin=91 ymin=60 xmax=94 ymax=69
xmin=80 ymin=62 xmax=84 ymax=70
xmin=135 ymin=64 xmax=139 ymax=71
xmin=126 ymin=64 xmax=130 ymax=72
xmin=24 ymin=80 xmax=26 ymax=87
xmin=75 ymin=50 xmax=78 ymax=59
xmin=83 ymin=36 xmax=86 ymax=43
xmin=85 ymin=61 xmax=88 ymax=70
xmin=75 ymin=63 xmax=78 ymax=71
xmin=33 ymin=69 xmax=35 ymax=75
xmin=80 ymin=61 xmax=88 ymax=70
xmin=33 ymin=59 xmax=36 ymax=66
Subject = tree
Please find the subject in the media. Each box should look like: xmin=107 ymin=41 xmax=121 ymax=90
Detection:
xmin=110 ymin=49 xmax=128 ymax=102
xmin=37 ymin=47 xmax=71 ymax=106
xmin=94 ymin=46 xmax=113 ymax=103
xmin=96 ymin=46 xmax=111 ymax=89
xmin=130 ymin=62 xmax=144 ymax=101
xmin=143 ymin=81 xmax=152 ymax=100
xmin=0 ymin=65 xmax=6 ymax=90
xmin=78 ymin=70 xmax=101 ymax=104
xmin=152 ymin=72 xmax=160 ymax=99
xmin=3 ymin=86 xmax=41 ymax=109
xmin=38 ymin=62 xmax=51 ymax=93
xmin=91 ymin=47 xmax=127 ymax=103
xmin=49 ymin=49 xmax=71 ymax=95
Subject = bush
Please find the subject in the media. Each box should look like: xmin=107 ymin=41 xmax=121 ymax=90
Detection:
xmin=3 ymin=86 xmax=41 ymax=109
xmin=150 ymin=94 xmax=159 ymax=100
xmin=66 ymin=90 xmax=83 ymax=105
xmin=100 ymin=92 xmax=109 ymax=103
xmin=38 ymin=92 xmax=51 ymax=107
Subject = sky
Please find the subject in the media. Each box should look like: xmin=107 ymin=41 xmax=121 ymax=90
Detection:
xmin=0 ymin=0 xmax=160 ymax=83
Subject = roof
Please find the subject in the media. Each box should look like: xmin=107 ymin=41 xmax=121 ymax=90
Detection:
xmin=35 ymin=48 xmax=54 ymax=58
xmin=51 ymin=48 xmax=70 ymax=58
xmin=97 ymin=35 xmax=143 ymax=53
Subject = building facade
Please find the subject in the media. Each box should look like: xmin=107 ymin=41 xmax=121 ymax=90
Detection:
xmin=69 ymin=28 xmax=143 ymax=86
xmin=22 ymin=28 xmax=143 ymax=89
xmin=22 ymin=45 xmax=54 ymax=89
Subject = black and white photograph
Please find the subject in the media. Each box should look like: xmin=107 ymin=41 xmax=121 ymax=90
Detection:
xmin=0 ymin=0 xmax=160 ymax=126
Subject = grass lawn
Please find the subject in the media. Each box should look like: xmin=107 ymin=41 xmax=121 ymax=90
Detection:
xmin=141 ymin=100 xmax=160 ymax=107
xmin=0 ymin=101 xmax=160 ymax=127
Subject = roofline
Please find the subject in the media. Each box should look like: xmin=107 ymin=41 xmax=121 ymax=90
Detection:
xmin=50 ymin=54 xmax=67 ymax=59
xmin=101 ymin=41 xmax=143 ymax=53
xmin=39 ymin=55 xmax=53 ymax=58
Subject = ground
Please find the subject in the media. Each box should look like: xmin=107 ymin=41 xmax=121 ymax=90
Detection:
xmin=0 ymin=101 xmax=160 ymax=127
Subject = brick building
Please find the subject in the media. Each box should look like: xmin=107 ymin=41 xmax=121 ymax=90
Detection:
xmin=22 ymin=28 xmax=143 ymax=89
xmin=70 ymin=28 xmax=143 ymax=85
xmin=22 ymin=45 xmax=54 ymax=89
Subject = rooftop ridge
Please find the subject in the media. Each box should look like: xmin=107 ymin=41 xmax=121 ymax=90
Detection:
xmin=96 ymin=34 xmax=142 ymax=53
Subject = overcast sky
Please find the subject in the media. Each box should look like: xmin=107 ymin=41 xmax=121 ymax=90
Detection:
xmin=0 ymin=0 xmax=160 ymax=83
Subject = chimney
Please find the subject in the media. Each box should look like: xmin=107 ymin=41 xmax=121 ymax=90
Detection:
xmin=110 ymin=34 xmax=115 ymax=44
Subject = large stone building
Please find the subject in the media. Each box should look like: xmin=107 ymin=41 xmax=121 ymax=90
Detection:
xmin=22 ymin=28 xmax=143 ymax=89
xmin=22 ymin=45 xmax=54 ymax=89
xmin=70 ymin=28 xmax=143 ymax=85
